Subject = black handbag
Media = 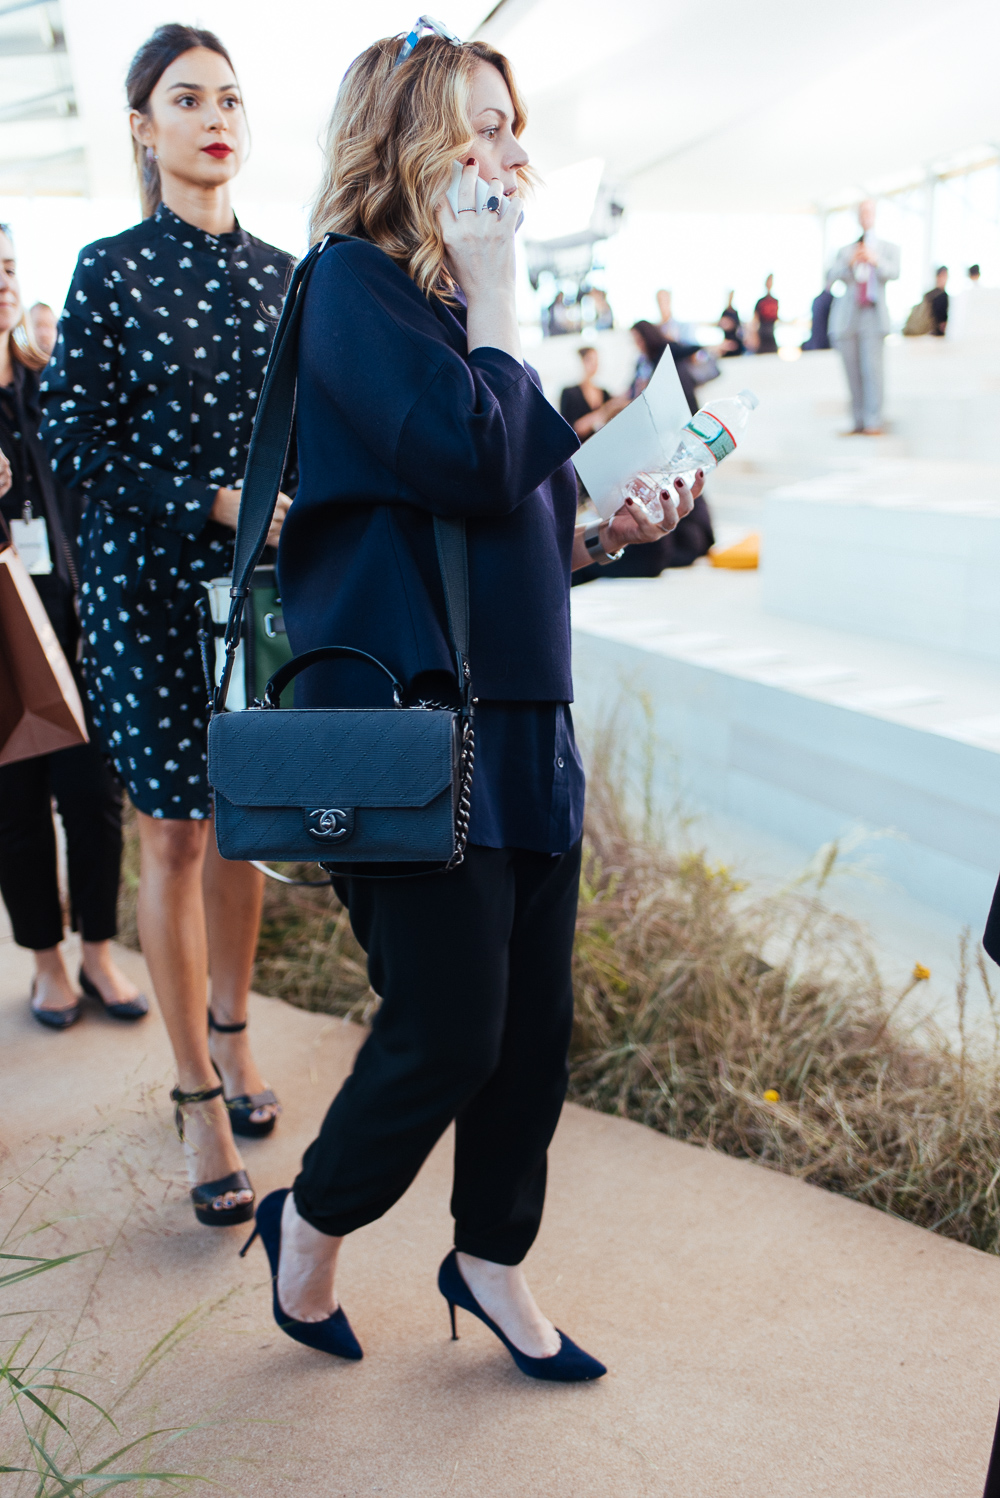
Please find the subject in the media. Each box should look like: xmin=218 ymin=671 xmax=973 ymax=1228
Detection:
xmin=207 ymin=235 xmax=474 ymax=874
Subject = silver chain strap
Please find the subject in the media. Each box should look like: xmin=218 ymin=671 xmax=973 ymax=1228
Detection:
xmin=446 ymin=711 xmax=475 ymax=870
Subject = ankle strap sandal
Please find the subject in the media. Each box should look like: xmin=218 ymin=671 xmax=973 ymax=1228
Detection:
xmin=169 ymin=1084 xmax=255 ymax=1228
xmin=207 ymin=1012 xmax=282 ymax=1139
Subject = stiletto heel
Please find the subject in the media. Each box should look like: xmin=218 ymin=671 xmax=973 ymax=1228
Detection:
xmin=437 ymin=1250 xmax=606 ymax=1383
xmin=239 ymin=1225 xmax=260 ymax=1257
xmin=208 ymin=1011 xmax=281 ymax=1138
xmin=241 ymin=1188 xmax=362 ymax=1361
xmin=170 ymin=1085 xmax=255 ymax=1228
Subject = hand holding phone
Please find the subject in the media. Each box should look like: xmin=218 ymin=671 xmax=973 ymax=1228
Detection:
xmin=445 ymin=160 xmax=510 ymax=220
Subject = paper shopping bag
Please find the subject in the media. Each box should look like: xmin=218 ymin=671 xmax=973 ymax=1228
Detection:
xmin=0 ymin=536 xmax=88 ymax=765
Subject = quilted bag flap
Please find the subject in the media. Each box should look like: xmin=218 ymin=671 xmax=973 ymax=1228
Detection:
xmin=208 ymin=707 xmax=457 ymax=808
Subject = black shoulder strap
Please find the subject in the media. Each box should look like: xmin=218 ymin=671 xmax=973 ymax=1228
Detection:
xmin=215 ymin=235 xmax=469 ymax=712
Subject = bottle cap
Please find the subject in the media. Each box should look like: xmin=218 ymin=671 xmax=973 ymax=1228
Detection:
xmin=738 ymin=389 xmax=759 ymax=410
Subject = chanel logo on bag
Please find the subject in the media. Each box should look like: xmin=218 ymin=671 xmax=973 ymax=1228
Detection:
xmin=305 ymin=807 xmax=354 ymax=842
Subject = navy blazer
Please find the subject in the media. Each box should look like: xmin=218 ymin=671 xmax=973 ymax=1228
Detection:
xmin=278 ymin=238 xmax=581 ymax=705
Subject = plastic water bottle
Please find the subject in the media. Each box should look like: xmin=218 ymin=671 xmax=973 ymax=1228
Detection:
xmin=621 ymin=388 xmax=759 ymax=522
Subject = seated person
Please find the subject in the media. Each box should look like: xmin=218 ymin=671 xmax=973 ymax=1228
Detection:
xmin=571 ymin=487 xmax=714 ymax=586
xmin=570 ymin=325 xmax=714 ymax=585
xmin=560 ymin=346 xmax=613 ymax=441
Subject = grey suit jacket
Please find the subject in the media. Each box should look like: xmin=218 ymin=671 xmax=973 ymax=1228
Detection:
xmin=827 ymin=235 xmax=901 ymax=339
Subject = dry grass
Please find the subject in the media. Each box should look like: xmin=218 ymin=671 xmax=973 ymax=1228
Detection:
xmin=572 ymin=725 xmax=1000 ymax=1253
xmin=254 ymin=868 xmax=373 ymax=1021
xmin=116 ymin=731 xmax=1000 ymax=1253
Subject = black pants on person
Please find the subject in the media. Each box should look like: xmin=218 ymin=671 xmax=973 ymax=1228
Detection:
xmin=0 ymin=740 xmax=123 ymax=951
xmin=294 ymin=839 xmax=583 ymax=1265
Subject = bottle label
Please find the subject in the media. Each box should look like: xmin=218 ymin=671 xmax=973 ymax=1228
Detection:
xmin=685 ymin=410 xmax=735 ymax=461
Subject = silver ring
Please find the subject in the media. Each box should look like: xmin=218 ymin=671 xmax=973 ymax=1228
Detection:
xmin=458 ymin=207 xmax=477 ymax=213
xmin=486 ymin=195 xmax=501 ymax=214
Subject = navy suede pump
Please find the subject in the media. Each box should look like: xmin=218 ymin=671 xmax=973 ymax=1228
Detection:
xmin=240 ymin=1188 xmax=362 ymax=1361
xmin=438 ymin=1249 xmax=606 ymax=1383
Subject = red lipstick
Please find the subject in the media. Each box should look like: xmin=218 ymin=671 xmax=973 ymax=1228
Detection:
xmin=202 ymin=143 xmax=232 ymax=158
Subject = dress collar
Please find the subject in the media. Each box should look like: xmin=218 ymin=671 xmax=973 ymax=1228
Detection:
xmin=153 ymin=201 xmax=249 ymax=255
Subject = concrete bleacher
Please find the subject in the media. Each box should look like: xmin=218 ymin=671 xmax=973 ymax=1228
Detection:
xmin=763 ymin=461 xmax=1000 ymax=662
xmin=567 ymin=332 xmax=1000 ymax=1004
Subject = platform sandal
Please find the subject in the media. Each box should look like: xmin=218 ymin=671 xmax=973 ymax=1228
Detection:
xmin=207 ymin=1012 xmax=282 ymax=1139
xmin=169 ymin=1083 xmax=256 ymax=1228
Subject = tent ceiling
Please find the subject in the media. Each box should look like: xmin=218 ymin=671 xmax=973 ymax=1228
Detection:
xmin=0 ymin=0 xmax=84 ymax=195
xmin=2 ymin=0 xmax=996 ymax=214
xmin=478 ymin=0 xmax=1000 ymax=212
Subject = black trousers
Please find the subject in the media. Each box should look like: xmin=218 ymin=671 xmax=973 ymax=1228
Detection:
xmin=0 ymin=739 xmax=123 ymax=950
xmin=294 ymin=839 xmax=582 ymax=1265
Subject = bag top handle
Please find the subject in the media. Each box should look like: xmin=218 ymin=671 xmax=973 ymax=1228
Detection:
xmin=263 ymin=645 xmax=404 ymax=708
xmin=215 ymin=234 xmax=470 ymax=716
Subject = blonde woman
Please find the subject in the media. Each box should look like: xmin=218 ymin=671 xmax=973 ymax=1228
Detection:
xmin=241 ymin=21 xmax=701 ymax=1379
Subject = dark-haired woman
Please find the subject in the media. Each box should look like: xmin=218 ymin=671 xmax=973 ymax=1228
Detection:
xmin=238 ymin=28 xmax=702 ymax=1383
xmin=41 ymin=26 xmax=294 ymax=1227
xmin=0 ymin=223 xmax=144 ymax=1029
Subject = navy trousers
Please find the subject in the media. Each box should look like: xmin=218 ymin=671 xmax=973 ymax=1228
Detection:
xmin=294 ymin=839 xmax=582 ymax=1264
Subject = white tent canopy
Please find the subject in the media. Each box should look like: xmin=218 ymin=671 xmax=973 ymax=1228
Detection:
xmin=0 ymin=0 xmax=993 ymax=213
xmin=1 ymin=0 xmax=998 ymax=320
xmin=479 ymin=0 xmax=1000 ymax=213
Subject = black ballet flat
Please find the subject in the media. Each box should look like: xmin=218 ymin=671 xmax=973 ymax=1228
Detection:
xmin=29 ymin=980 xmax=80 ymax=1031
xmin=78 ymin=967 xmax=149 ymax=1020
xmin=170 ymin=1084 xmax=256 ymax=1228
xmin=208 ymin=1011 xmax=281 ymax=1138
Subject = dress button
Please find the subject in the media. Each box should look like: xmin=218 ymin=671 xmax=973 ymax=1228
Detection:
xmin=556 ymin=756 xmax=565 ymax=768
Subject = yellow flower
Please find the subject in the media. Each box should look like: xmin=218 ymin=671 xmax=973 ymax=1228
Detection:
xmin=913 ymin=963 xmax=931 ymax=982
xmin=763 ymin=1089 xmax=780 ymax=1103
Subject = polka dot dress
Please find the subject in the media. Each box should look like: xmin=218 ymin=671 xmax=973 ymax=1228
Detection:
xmin=41 ymin=203 xmax=294 ymax=819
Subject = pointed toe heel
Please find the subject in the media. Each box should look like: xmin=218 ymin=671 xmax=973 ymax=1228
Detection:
xmin=438 ymin=1250 xmax=606 ymax=1383
xmin=241 ymin=1188 xmax=362 ymax=1361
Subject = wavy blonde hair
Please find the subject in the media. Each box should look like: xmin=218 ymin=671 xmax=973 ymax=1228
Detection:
xmin=0 ymin=224 xmax=48 ymax=372
xmin=310 ymin=34 xmax=532 ymax=296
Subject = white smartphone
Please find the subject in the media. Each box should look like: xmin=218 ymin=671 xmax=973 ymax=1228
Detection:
xmin=446 ymin=160 xmax=509 ymax=220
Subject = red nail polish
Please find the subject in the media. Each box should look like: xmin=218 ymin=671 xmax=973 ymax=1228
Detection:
xmin=466 ymin=157 xmax=476 ymax=166
xmin=674 ymin=478 xmax=684 ymax=488
xmin=625 ymin=497 xmax=633 ymax=505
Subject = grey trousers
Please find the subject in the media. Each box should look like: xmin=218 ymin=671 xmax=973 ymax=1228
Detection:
xmin=835 ymin=321 xmax=885 ymax=430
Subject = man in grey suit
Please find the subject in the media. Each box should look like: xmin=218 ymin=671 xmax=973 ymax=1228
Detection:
xmin=827 ymin=199 xmax=900 ymax=434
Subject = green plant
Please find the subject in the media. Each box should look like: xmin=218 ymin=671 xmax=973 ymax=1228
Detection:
xmin=1 ymin=1137 xmax=217 ymax=1496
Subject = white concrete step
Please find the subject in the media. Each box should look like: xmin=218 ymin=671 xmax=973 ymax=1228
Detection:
xmin=570 ymin=566 xmax=1000 ymax=932
xmin=762 ymin=459 xmax=1000 ymax=663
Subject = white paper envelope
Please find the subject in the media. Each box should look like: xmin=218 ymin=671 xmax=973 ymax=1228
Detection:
xmin=571 ymin=350 xmax=692 ymax=519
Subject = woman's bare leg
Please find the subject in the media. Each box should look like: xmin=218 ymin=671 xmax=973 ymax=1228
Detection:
xmin=31 ymin=946 xmax=77 ymax=1011
xmin=455 ymin=1254 xmax=560 ymax=1357
xmin=80 ymin=938 xmax=142 ymax=1005
xmin=277 ymin=1192 xmax=343 ymax=1321
xmin=202 ymin=835 xmax=276 ymax=1125
xmin=136 ymin=812 xmax=247 ymax=1200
